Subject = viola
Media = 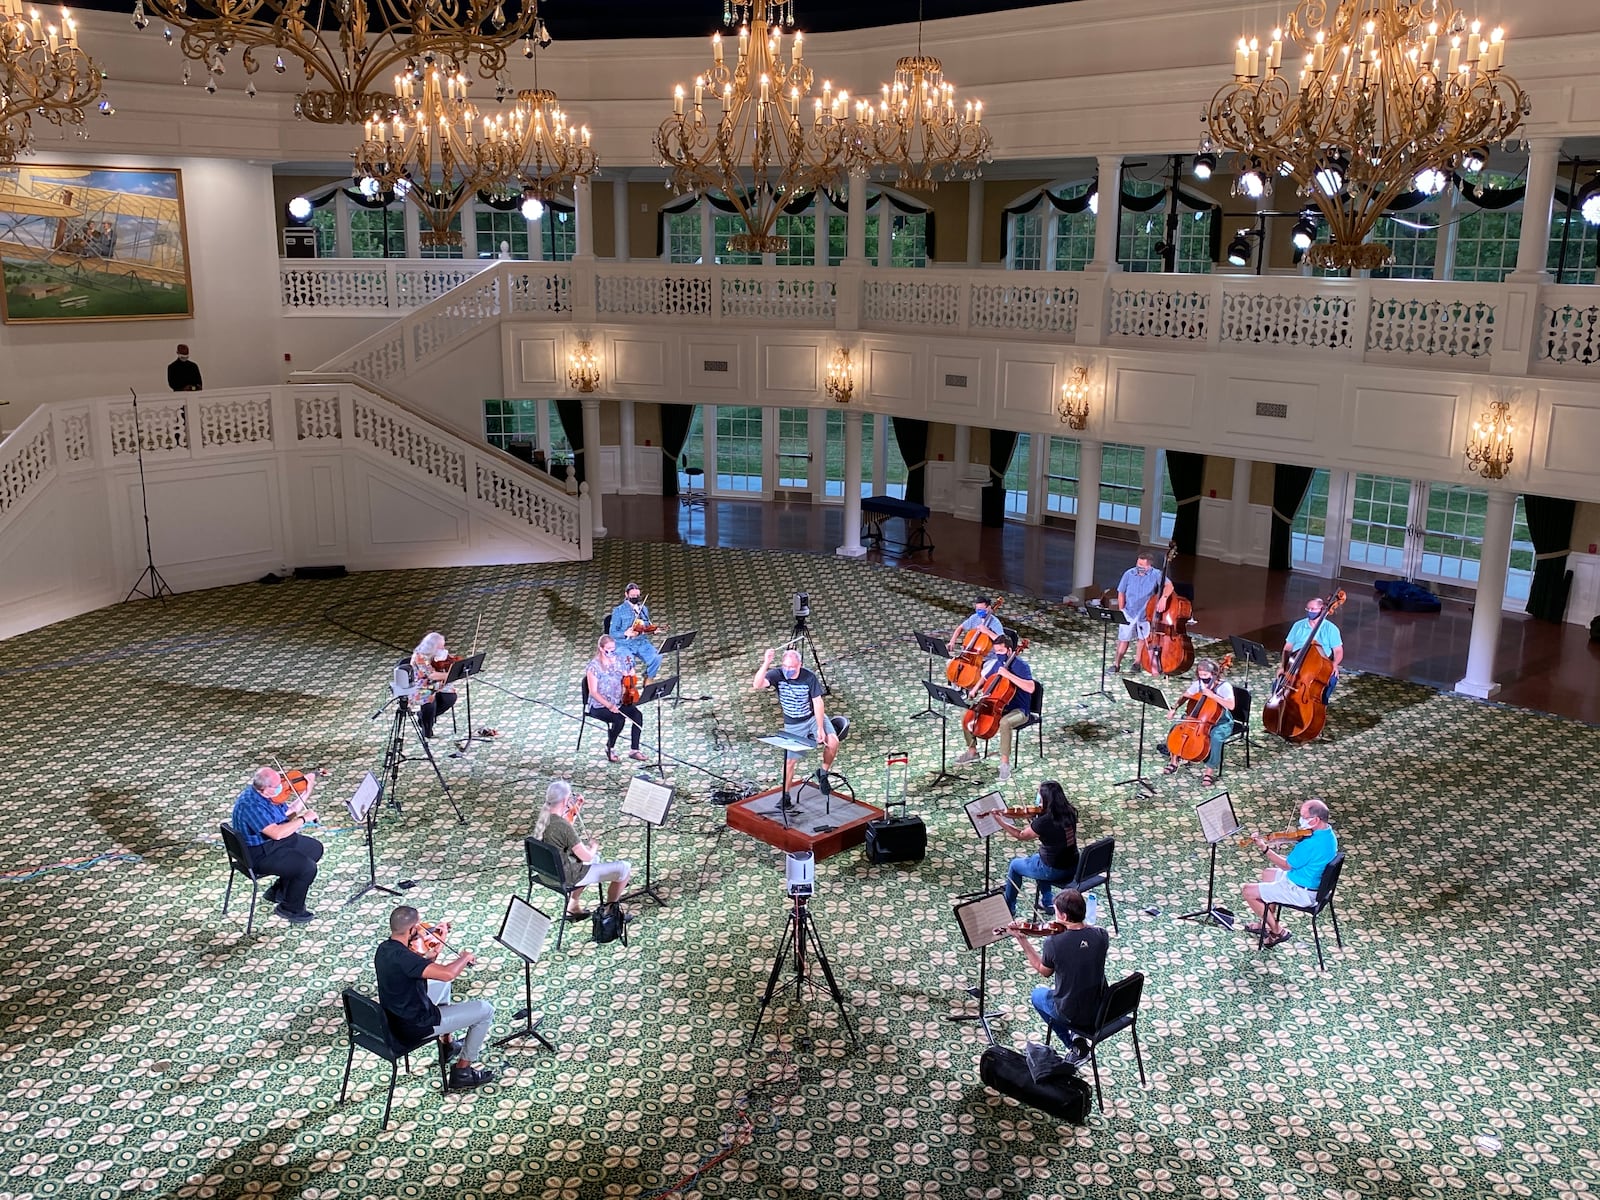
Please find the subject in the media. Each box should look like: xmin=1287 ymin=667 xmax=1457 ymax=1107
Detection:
xmin=620 ymin=666 xmax=642 ymax=706
xmin=1002 ymin=805 xmax=1042 ymax=820
xmin=410 ymin=920 xmax=460 ymax=957
xmin=1136 ymin=544 xmax=1194 ymax=678
xmin=431 ymin=653 xmax=461 ymax=674
xmin=961 ymin=638 xmax=1030 ymax=742
xmin=1262 ymin=588 xmax=1347 ymax=744
xmin=946 ymin=596 xmax=1006 ymax=690
xmin=996 ymin=918 xmax=1067 ymax=938
xmin=280 ymin=765 xmax=327 ymax=799
xmin=1165 ymin=654 xmax=1235 ymax=763
xmin=1237 ymin=828 xmax=1312 ymax=850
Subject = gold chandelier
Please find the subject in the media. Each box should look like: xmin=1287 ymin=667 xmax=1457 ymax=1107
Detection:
xmin=853 ymin=2 xmax=991 ymax=191
xmin=492 ymin=55 xmax=597 ymax=201
xmin=1205 ymin=0 xmax=1529 ymax=270
xmin=132 ymin=0 xmax=548 ymax=125
xmin=656 ymin=0 xmax=852 ymax=254
xmin=1 ymin=3 xmax=109 ymax=164
xmin=1465 ymin=397 xmax=1513 ymax=480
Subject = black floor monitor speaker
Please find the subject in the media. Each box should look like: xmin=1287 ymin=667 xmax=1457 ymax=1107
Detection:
xmin=864 ymin=814 xmax=926 ymax=864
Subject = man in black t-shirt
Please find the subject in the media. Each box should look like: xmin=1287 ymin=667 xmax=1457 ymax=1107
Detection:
xmin=1007 ymin=890 xmax=1110 ymax=1058
xmin=374 ymin=905 xmax=497 ymax=1091
xmin=752 ymin=647 xmax=840 ymax=792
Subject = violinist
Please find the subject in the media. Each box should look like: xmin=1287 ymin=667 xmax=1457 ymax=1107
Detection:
xmin=229 ymin=766 xmax=323 ymax=925
xmin=1005 ymin=889 xmax=1109 ymax=1062
xmin=1280 ymin=596 xmax=1344 ymax=704
xmin=752 ymin=647 xmax=841 ymax=793
xmin=608 ymin=582 xmax=663 ymax=680
xmin=534 ymin=780 xmax=632 ymax=923
xmin=1163 ymin=657 xmax=1236 ymax=786
xmin=586 ymin=635 xmax=646 ymax=763
xmin=994 ymin=780 xmax=1079 ymax=917
xmin=1111 ymin=551 xmax=1175 ymax=675
xmin=946 ymin=596 xmax=1004 ymax=653
xmin=375 ymin=905 xmax=497 ymax=1091
xmin=953 ymin=634 xmax=1034 ymax=783
xmin=1241 ymin=798 xmax=1337 ymax=948
xmin=408 ymin=631 xmax=458 ymax=739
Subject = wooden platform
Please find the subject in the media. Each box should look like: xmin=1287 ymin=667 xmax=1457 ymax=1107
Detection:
xmin=724 ymin=781 xmax=884 ymax=861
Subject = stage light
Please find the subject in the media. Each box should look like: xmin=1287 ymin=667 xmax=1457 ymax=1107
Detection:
xmin=1461 ymin=146 xmax=1488 ymax=173
xmin=1226 ymin=231 xmax=1255 ymax=266
xmin=1236 ymin=167 xmax=1266 ymax=199
xmin=1193 ymin=150 xmax=1217 ymax=180
xmin=1580 ymin=182 xmax=1600 ymax=227
xmin=1291 ymin=214 xmax=1317 ymax=250
xmin=1314 ymin=155 xmax=1346 ymax=197
xmin=1414 ymin=167 xmax=1449 ymax=195
xmin=287 ymin=195 xmax=313 ymax=221
xmin=521 ymin=195 xmax=545 ymax=221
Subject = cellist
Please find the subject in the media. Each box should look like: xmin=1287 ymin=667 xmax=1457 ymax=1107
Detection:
xmin=946 ymin=596 xmax=1004 ymax=654
xmin=1111 ymin=551 xmax=1175 ymax=674
xmin=954 ymin=634 xmax=1035 ymax=784
xmin=1163 ymin=658 xmax=1236 ymax=787
xmin=1279 ymin=596 xmax=1344 ymax=705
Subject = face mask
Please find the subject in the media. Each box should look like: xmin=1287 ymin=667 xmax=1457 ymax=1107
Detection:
xmin=975 ymin=607 xmax=987 ymax=616
xmin=1136 ymin=567 xmax=1149 ymax=575
xmin=783 ymin=668 xmax=799 ymax=680
xmin=1306 ymin=608 xmax=1319 ymax=617
xmin=1299 ymin=817 xmax=1314 ymax=830
xmin=1198 ymin=677 xmax=1212 ymax=686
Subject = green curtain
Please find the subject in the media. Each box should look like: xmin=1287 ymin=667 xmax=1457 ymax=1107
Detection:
xmin=659 ymin=404 xmax=696 ymax=498
xmin=981 ymin=429 xmax=1020 ymax=528
xmin=555 ymin=399 xmax=585 ymax=487
xmin=1521 ymin=494 xmax=1576 ymax=622
xmin=891 ymin=418 xmax=930 ymax=507
xmin=1165 ymin=451 xmax=1206 ymax=556
xmin=1269 ymin=464 xmax=1316 ymax=570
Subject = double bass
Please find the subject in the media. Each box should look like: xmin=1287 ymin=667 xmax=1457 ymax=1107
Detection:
xmin=962 ymin=638 xmax=1030 ymax=742
xmin=1165 ymin=654 xmax=1234 ymax=763
xmin=1136 ymin=545 xmax=1194 ymax=678
xmin=1262 ymin=589 xmax=1346 ymax=744
xmin=946 ymin=596 xmax=1006 ymax=690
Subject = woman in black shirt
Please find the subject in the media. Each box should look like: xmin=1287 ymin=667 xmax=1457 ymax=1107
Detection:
xmin=995 ymin=779 xmax=1080 ymax=916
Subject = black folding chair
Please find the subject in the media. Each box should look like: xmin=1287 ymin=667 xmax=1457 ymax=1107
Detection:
xmin=575 ymin=677 xmax=614 ymax=755
xmin=1047 ymin=971 xmax=1147 ymax=1112
xmin=1258 ymin=852 xmax=1346 ymax=970
xmin=1068 ymin=836 xmax=1119 ymax=933
xmin=219 ymin=823 xmax=266 ymax=936
xmin=1220 ymin=684 xmax=1252 ymax=771
xmin=338 ymin=989 xmax=447 ymax=1129
xmin=1015 ymin=681 xmax=1048 ymax=758
xmin=525 ymin=836 xmax=583 ymax=952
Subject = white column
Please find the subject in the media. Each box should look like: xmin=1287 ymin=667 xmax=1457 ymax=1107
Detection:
xmin=612 ymin=173 xmax=630 ymax=262
xmin=813 ymin=193 xmax=829 ymax=267
xmin=837 ymin=410 xmax=866 ymax=557
xmin=1455 ymin=490 xmax=1515 ymax=698
xmin=1089 ymin=154 xmax=1123 ymax=271
xmin=845 ymin=172 xmax=868 ymax=264
xmin=1225 ymin=456 xmax=1254 ymax=564
xmin=618 ymin=400 xmax=636 ymax=494
xmin=966 ymin=179 xmax=984 ymax=267
xmin=334 ymin=192 xmax=353 ymax=258
xmin=1509 ymin=138 xmax=1561 ymax=282
xmin=581 ymin=396 xmax=605 ymax=536
xmin=574 ymin=175 xmax=596 ymax=260
xmin=877 ymin=205 xmax=894 ymax=265
xmin=872 ymin=414 xmax=888 ymax=493
xmin=700 ymin=203 xmax=714 ymax=263
xmin=1434 ymin=185 xmax=1459 ymax=281
xmin=1071 ymin=439 xmax=1103 ymax=596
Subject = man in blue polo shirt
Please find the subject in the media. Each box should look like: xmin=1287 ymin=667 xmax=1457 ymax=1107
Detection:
xmin=1280 ymin=595 xmax=1344 ymax=703
xmin=1112 ymin=551 xmax=1175 ymax=674
xmin=229 ymin=767 xmax=324 ymax=924
xmin=1242 ymin=797 xmax=1338 ymax=948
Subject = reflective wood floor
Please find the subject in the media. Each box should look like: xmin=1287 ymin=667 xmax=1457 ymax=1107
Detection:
xmin=606 ymin=494 xmax=1600 ymax=726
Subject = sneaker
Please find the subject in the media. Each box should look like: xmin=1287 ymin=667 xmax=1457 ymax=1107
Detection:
xmin=262 ymin=881 xmax=282 ymax=904
xmin=274 ymin=905 xmax=314 ymax=925
xmin=998 ymin=763 xmax=1012 ymax=782
xmin=447 ymin=1064 xmax=496 ymax=1091
xmin=953 ymin=749 xmax=979 ymax=766
xmin=1062 ymin=1037 xmax=1093 ymax=1067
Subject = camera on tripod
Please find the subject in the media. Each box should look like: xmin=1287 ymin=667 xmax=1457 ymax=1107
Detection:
xmin=792 ymin=591 xmax=810 ymax=619
xmin=785 ymin=851 xmax=815 ymax=898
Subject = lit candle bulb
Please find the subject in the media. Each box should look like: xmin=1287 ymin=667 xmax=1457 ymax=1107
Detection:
xmin=713 ymin=31 xmax=723 ymax=63
xmin=1246 ymin=36 xmax=1259 ymax=78
xmin=1362 ymin=19 xmax=1374 ymax=60
xmin=973 ymin=100 xmax=982 ymax=124
xmin=1268 ymin=27 xmax=1281 ymax=71
xmin=1313 ymin=31 xmax=1325 ymax=72
xmin=674 ymin=85 xmax=684 ymax=115
xmin=1422 ymin=23 xmax=1438 ymax=69
xmin=793 ymin=31 xmax=802 ymax=63
xmin=760 ymin=72 xmax=769 ymax=103
xmin=1235 ymin=37 xmax=1248 ymax=77
xmin=1447 ymin=35 xmax=1461 ymax=76
xmin=582 ymin=126 xmax=591 ymax=147
xmin=694 ymin=76 xmax=704 ymax=107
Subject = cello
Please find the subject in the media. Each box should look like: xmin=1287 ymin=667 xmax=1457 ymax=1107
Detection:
xmin=1165 ymin=653 xmax=1234 ymax=763
xmin=946 ymin=596 xmax=1006 ymax=690
xmin=1136 ymin=545 xmax=1194 ymax=678
xmin=962 ymin=638 xmax=1030 ymax=742
xmin=1262 ymin=588 xmax=1347 ymax=744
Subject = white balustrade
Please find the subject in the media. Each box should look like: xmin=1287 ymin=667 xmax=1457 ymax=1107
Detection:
xmin=1107 ymin=277 xmax=1210 ymax=341
xmin=197 ymin=394 xmax=274 ymax=447
xmin=596 ymin=266 xmax=714 ymax=318
xmin=352 ymin=394 xmax=469 ymax=492
xmin=280 ymin=259 xmax=495 ymax=312
xmin=862 ymin=272 xmax=963 ymax=330
xmin=969 ymin=280 xmax=1079 ymax=334
xmin=0 ymin=418 xmax=53 ymax=520
xmin=1535 ymin=286 xmax=1600 ymax=368
xmin=1366 ymin=284 xmax=1498 ymax=360
xmin=719 ymin=273 xmax=837 ymax=323
xmin=508 ymin=268 xmax=573 ymax=313
xmin=110 ymin=400 xmax=189 ymax=455
xmin=1218 ymin=278 xmax=1358 ymax=351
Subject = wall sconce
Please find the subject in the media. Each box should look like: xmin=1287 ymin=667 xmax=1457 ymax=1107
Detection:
xmin=1058 ymin=364 xmax=1091 ymax=429
xmin=1465 ymin=397 xmax=1514 ymax=480
xmin=567 ymin=339 xmax=600 ymax=393
xmin=825 ymin=347 xmax=854 ymax=403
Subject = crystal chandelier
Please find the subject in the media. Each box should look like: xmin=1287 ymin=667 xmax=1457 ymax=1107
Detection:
xmin=1205 ymin=0 xmax=1529 ymax=271
xmin=1058 ymin=364 xmax=1090 ymax=429
xmin=1465 ymin=397 xmax=1513 ymax=480
xmin=568 ymin=339 xmax=599 ymax=392
xmin=824 ymin=347 xmax=853 ymax=403
xmin=487 ymin=52 xmax=598 ymax=202
xmin=656 ymin=0 xmax=853 ymax=254
xmin=131 ymin=0 xmax=548 ymax=125
xmin=1 ymin=3 xmax=109 ymax=164
xmin=854 ymin=1 xmax=991 ymax=191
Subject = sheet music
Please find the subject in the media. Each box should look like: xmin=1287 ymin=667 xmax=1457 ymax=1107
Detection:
xmin=1196 ymin=791 xmax=1240 ymax=845
xmin=346 ymin=772 xmax=380 ymax=824
xmin=953 ymin=889 xmax=1015 ymax=950
xmin=496 ymin=895 xmax=551 ymax=963
xmin=621 ymin=774 xmax=673 ymax=826
xmin=964 ymin=790 xmax=1008 ymax=840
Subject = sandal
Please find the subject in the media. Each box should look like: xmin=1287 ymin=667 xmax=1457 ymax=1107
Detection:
xmin=1243 ymin=922 xmax=1266 ymax=935
xmin=1202 ymin=770 xmax=1215 ymax=785
xmin=605 ymin=749 xmax=620 ymax=763
xmin=563 ymin=909 xmax=591 ymax=922
xmin=1263 ymin=929 xmax=1292 ymax=948
xmin=1162 ymin=762 xmax=1178 ymax=775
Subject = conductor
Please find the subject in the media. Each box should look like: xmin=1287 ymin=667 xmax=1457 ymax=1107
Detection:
xmin=752 ymin=646 xmax=841 ymax=793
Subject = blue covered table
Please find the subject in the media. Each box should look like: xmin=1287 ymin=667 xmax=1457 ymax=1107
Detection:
xmin=861 ymin=495 xmax=934 ymax=556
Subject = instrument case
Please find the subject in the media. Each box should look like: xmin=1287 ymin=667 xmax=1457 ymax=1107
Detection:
xmin=865 ymin=751 xmax=926 ymax=864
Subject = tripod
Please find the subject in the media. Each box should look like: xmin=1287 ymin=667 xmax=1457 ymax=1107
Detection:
xmin=122 ymin=389 xmax=174 ymax=603
xmin=375 ymin=696 xmax=464 ymax=824
xmin=749 ymin=891 xmax=858 ymax=1050
xmin=788 ymin=614 xmax=832 ymax=695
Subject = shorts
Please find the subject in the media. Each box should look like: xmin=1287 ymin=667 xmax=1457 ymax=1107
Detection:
xmin=1116 ymin=616 xmax=1150 ymax=643
xmin=1258 ymin=870 xmax=1318 ymax=909
xmin=783 ymin=718 xmax=820 ymax=762
xmin=576 ymin=859 xmax=631 ymax=887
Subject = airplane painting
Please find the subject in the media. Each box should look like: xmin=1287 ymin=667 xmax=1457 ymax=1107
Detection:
xmin=0 ymin=165 xmax=193 ymax=323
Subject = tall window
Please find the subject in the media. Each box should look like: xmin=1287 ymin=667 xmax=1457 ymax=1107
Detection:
xmin=1118 ymin=181 xmax=1167 ymax=272
xmin=1009 ymin=210 xmax=1044 ymax=270
xmin=349 ymin=206 xmax=407 ymax=258
xmin=1419 ymin=484 xmax=1488 ymax=582
xmin=475 ymin=210 xmax=528 ymax=259
xmin=1347 ymin=472 xmax=1412 ymax=570
xmin=776 ymin=409 xmax=811 ymax=488
xmin=888 ymin=213 xmax=928 ymax=267
xmin=545 ymin=399 xmax=573 ymax=460
xmin=827 ymin=213 xmax=881 ymax=266
xmin=1156 ymin=455 xmax=1177 ymax=539
xmin=1452 ymin=207 xmax=1520 ymax=282
xmin=1044 ymin=436 xmax=1080 ymax=515
xmin=1003 ymin=434 xmax=1031 ymax=518
xmin=1506 ymin=498 xmax=1535 ymax=603
xmin=483 ymin=399 xmax=539 ymax=451
xmin=714 ymin=214 xmax=762 ymax=265
xmin=678 ymin=407 xmax=705 ymax=491
xmin=1291 ymin=469 xmax=1331 ymax=567
xmin=1547 ymin=212 xmax=1599 ymax=284
xmin=1053 ymin=207 xmax=1095 ymax=271
xmin=715 ymin=405 xmax=763 ymax=491
xmin=823 ymin=410 xmax=875 ymax=498
xmin=665 ymin=211 xmax=701 ymax=263
xmin=538 ymin=210 xmax=577 ymax=262
xmin=1370 ymin=214 xmax=1439 ymax=280
xmin=773 ymin=213 xmax=816 ymax=266
xmin=309 ymin=206 xmax=338 ymax=257
xmin=1098 ymin=443 xmax=1145 ymax=526
xmin=418 ymin=218 xmax=465 ymax=259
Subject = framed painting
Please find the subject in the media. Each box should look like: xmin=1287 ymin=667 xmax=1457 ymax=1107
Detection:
xmin=0 ymin=165 xmax=194 ymax=323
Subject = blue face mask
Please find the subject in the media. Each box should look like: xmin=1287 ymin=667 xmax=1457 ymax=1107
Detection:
xmin=783 ymin=667 xmax=799 ymax=680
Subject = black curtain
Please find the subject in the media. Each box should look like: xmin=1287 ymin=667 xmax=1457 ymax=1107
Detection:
xmin=981 ymin=429 xmax=1020 ymax=528
xmin=659 ymin=404 xmax=696 ymax=497
xmin=1165 ymin=451 xmax=1206 ymax=556
xmin=1268 ymin=464 xmax=1316 ymax=571
xmin=1522 ymin=494 xmax=1576 ymax=622
xmin=555 ymin=399 xmax=586 ymax=487
xmin=891 ymin=417 xmax=930 ymax=507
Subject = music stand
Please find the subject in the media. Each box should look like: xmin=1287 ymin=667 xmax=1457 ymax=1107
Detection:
xmin=1178 ymin=791 xmax=1241 ymax=929
xmin=911 ymin=632 xmax=951 ymax=720
xmin=343 ymin=772 xmax=399 ymax=907
xmin=660 ymin=632 xmax=708 ymax=704
xmin=962 ymin=790 xmax=1009 ymax=891
xmin=445 ymin=652 xmax=491 ymax=757
xmin=1081 ymin=605 xmax=1128 ymax=704
xmin=922 ymin=681 xmax=971 ymax=788
xmin=947 ymin=888 xmax=1013 ymax=1044
xmin=637 ymin=676 xmax=679 ymax=777
xmin=757 ymin=731 xmax=816 ymax=822
xmin=620 ymin=773 xmax=673 ymax=907
xmin=1115 ymin=678 xmax=1169 ymax=798
xmin=1228 ymin=635 xmax=1273 ymax=699
xmin=492 ymin=895 xmax=556 ymax=1051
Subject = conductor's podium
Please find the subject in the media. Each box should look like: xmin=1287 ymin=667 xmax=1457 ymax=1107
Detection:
xmin=725 ymin=781 xmax=884 ymax=861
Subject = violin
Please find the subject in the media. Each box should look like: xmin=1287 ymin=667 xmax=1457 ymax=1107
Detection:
xmin=996 ymin=918 xmax=1067 ymax=938
xmin=431 ymin=653 xmax=461 ymax=675
xmin=409 ymin=920 xmax=464 ymax=957
xmin=1165 ymin=654 xmax=1234 ymax=763
xmin=1237 ymin=828 xmax=1312 ymax=850
xmin=625 ymin=595 xmax=660 ymax=638
xmin=961 ymin=638 xmax=1030 ymax=743
xmin=1262 ymin=588 xmax=1347 ymax=744
xmin=1136 ymin=544 xmax=1194 ymax=678
xmin=1001 ymin=805 xmax=1042 ymax=820
xmin=620 ymin=663 xmax=642 ymax=706
xmin=946 ymin=597 xmax=1006 ymax=691
xmin=280 ymin=765 xmax=327 ymax=799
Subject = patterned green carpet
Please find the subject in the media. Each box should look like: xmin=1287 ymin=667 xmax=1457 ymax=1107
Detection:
xmin=1 ymin=539 xmax=1596 ymax=1200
